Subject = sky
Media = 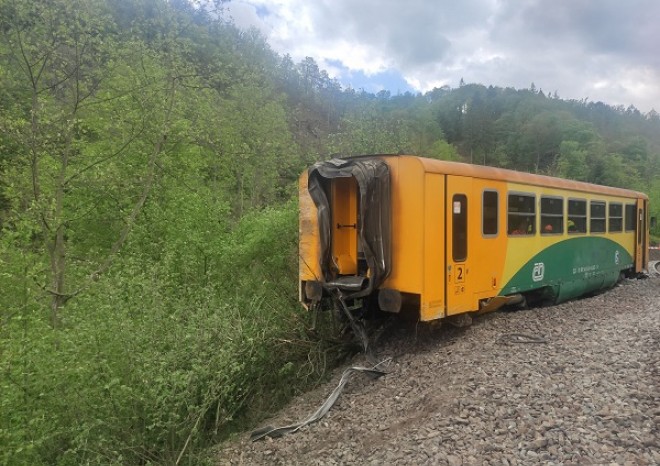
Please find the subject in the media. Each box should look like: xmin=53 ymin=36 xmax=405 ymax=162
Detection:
xmin=225 ymin=0 xmax=660 ymax=113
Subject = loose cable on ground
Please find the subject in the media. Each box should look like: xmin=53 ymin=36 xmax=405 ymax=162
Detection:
xmin=251 ymin=290 xmax=390 ymax=442
xmin=250 ymin=359 xmax=389 ymax=442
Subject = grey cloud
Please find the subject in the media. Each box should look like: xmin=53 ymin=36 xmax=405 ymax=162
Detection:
xmin=384 ymin=19 xmax=452 ymax=68
xmin=308 ymin=0 xmax=493 ymax=68
xmin=493 ymin=0 xmax=660 ymax=67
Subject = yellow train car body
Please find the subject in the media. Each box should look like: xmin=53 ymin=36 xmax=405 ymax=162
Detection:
xmin=299 ymin=155 xmax=649 ymax=321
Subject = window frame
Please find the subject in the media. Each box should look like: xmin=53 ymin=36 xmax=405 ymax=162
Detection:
xmin=507 ymin=191 xmax=536 ymax=237
xmin=608 ymin=202 xmax=623 ymax=233
xmin=590 ymin=200 xmax=606 ymax=234
xmin=625 ymin=203 xmax=636 ymax=232
xmin=452 ymin=194 xmax=468 ymax=263
xmin=482 ymin=189 xmax=499 ymax=238
xmin=567 ymin=198 xmax=587 ymax=234
xmin=540 ymin=195 xmax=564 ymax=235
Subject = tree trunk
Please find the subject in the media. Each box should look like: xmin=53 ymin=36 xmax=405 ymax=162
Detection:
xmin=49 ymin=129 xmax=72 ymax=328
xmin=49 ymin=225 xmax=66 ymax=328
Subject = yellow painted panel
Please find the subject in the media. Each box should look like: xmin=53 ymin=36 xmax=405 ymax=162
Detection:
xmin=470 ymin=180 xmax=508 ymax=298
xmin=382 ymin=157 xmax=425 ymax=293
xmin=421 ymin=173 xmax=444 ymax=321
xmin=299 ymin=171 xmax=321 ymax=283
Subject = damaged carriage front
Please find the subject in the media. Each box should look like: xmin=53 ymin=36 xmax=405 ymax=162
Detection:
xmin=299 ymin=157 xmax=393 ymax=313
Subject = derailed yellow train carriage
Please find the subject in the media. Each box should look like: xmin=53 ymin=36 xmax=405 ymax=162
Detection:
xmin=299 ymin=155 xmax=650 ymax=321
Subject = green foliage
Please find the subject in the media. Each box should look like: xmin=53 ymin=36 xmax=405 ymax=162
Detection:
xmin=556 ymin=140 xmax=589 ymax=181
xmin=1 ymin=203 xmax=329 ymax=465
xmin=0 ymin=1 xmax=314 ymax=464
xmin=427 ymin=139 xmax=460 ymax=161
xmin=648 ymin=175 xmax=660 ymax=237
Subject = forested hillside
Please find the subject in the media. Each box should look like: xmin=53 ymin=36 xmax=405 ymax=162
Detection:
xmin=1 ymin=0 xmax=658 ymax=464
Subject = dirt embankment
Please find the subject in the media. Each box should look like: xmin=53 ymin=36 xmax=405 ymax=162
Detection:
xmin=220 ymin=274 xmax=659 ymax=465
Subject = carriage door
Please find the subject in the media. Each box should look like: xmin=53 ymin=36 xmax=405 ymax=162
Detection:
xmin=446 ymin=176 xmax=473 ymax=315
xmin=635 ymin=198 xmax=646 ymax=273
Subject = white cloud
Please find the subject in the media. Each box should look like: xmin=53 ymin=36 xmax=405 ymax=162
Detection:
xmin=226 ymin=0 xmax=660 ymax=112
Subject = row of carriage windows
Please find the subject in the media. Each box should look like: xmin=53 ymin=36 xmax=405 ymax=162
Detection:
xmin=480 ymin=191 xmax=636 ymax=237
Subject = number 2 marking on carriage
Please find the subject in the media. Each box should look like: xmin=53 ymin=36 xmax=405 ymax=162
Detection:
xmin=455 ymin=265 xmax=465 ymax=283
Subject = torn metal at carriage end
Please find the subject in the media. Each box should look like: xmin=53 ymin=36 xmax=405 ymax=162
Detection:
xmin=305 ymin=157 xmax=392 ymax=300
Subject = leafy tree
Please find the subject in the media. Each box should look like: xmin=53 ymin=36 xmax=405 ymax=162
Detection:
xmin=590 ymin=152 xmax=640 ymax=188
xmin=556 ymin=140 xmax=589 ymax=181
xmin=1 ymin=0 xmax=133 ymax=324
xmin=214 ymin=82 xmax=300 ymax=216
xmin=427 ymin=139 xmax=460 ymax=161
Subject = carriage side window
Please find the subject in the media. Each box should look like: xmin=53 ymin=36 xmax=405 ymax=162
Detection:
xmin=608 ymin=203 xmax=623 ymax=232
xmin=625 ymin=204 xmax=636 ymax=231
xmin=507 ymin=193 xmax=535 ymax=236
xmin=452 ymin=194 xmax=468 ymax=262
xmin=567 ymin=199 xmax=587 ymax=233
xmin=541 ymin=196 xmax=563 ymax=235
xmin=590 ymin=201 xmax=606 ymax=233
xmin=482 ymin=190 xmax=498 ymax=236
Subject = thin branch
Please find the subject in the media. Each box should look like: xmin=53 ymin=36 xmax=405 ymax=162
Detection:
xmin=154 ymin=160 xmax=199 ymax=195
xmin=63 ymin=196 xmax=105 ymax=225
xmin=176 ymin=408 xmax=204 ymax=466
xmin=64 ymin=122 xmax=144 ymax=186
xmin=78 ymin=81 xmax=154 ymax=109
xmin=32 ymin=276 xmax=75 ymax=303
xmin=15 ymin=26 xmax=37 ymax=89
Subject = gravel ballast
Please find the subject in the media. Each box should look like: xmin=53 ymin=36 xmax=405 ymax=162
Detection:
xmin=220 ymin=272 xmax=659 ymax=465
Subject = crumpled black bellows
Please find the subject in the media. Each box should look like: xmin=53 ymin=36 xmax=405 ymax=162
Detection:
xmin=307 ymin=157 xmax=391 ymax=299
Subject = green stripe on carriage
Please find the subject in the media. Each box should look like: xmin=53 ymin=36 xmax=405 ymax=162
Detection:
xmin=500 ymin=237 xmax=633 ymax=303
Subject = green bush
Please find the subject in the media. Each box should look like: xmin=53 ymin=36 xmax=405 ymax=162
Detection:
xmin=0 ymin=202 xmax=332 ymax=465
